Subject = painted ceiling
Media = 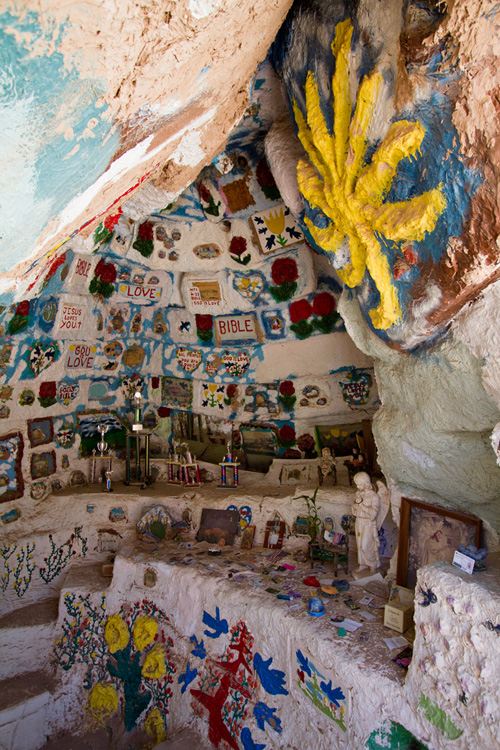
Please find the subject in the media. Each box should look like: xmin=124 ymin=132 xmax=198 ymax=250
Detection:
xmin=3 ymin=0 xmax=500 ymax=351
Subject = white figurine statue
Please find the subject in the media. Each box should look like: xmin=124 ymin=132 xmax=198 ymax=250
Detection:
xmin=352 ymin=472 xmax=389 ymax=574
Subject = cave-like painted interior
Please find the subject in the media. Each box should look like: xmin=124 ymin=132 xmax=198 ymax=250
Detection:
xmin=1 ymin=1 xmax=500 ymax=749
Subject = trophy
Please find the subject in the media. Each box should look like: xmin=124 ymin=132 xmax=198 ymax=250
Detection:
xmin=97 ymin=424 xmax=109 ymax=455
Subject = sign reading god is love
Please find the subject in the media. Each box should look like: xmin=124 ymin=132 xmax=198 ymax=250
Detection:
xmin=222 ymin=351 xmax=251 ymax=377
xmin=176 ymin=348 xmax=202 ymax=373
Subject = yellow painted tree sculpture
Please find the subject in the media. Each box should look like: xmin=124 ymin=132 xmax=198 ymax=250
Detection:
xmin=293 ymin=19 xmax=446 ymax=329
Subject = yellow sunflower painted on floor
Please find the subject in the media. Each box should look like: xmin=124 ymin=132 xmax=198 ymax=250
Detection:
xmin=293 ymin=18 xmax=446 ymax=329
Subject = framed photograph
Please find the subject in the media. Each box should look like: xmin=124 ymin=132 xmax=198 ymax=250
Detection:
xmin=396 ymin=498 xmax=482 ymax=588
xmin=240 ymin=525 xmax=255 ymax=550
xmin=27 ymin=417 xmax=54 ymax=448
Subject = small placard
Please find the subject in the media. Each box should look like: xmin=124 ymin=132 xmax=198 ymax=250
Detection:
xmin=452 ymin=550 xmax=475 ymax=574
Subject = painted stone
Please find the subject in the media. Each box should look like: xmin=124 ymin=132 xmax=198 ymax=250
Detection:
xmin=0 ymin=343 xmax=13 ymax=375
xmin=233 ymin=272 xmax=265 ymax=301
xmin=176 ymin=347 xmax=202 ymax=373
xmin=130 ymin=312 xmax=142 ymax=333
xmin=204 ymin=353 xmax=221 ymax=378
xmin=70 ymin=470 xmax=87 ymax=486
xmin=57 ymin=381 xmax=79 ymax=406
xmin=121 ymin=374 xmax=144 ymax=401
xmin=250 ymin=204 xmax=304 ymax=255
xmin=122 ymin=344 xmax=146 ymax=368
xmin=51 ymin=479 xmax=63 ymax=492
xmin=30 ymin=480 xmax=48 ymax=500
xmin=1 ymin=508 xmax=20 ymax=524
xmin=161 ymin=377 xmax=193 ymax=409
xmin=137 ymin=506 xmax=174 ymax=539
xmin=201 ymin=383 xmax=225 ymax=410
xmin=340 ymin=371 xmax=372 ymax=406
xmin=103 ymin=340 xmax=123 ymax=358
xmin=28 ymin=417 xmax=54 ymax=447
xmin=215 ymin=314 xmax=259 ymax=343
xmin=299 ymin=384 xmax=329 ymax=408
xmin=222 ymin=351 xmax=251 ymax=377
xmin=193 ymin=243 xmax=221 ymax=260
xmin=55 ymin=423 xmax=75 ymax=448
xmin=41 ymin=299 xmax=57 ymax=324
xmin=0 ymin=406 xmax=10 ymax=419
xmin=66 ymin=345 xmax=97 ymax=371
xmin=144 ymin=569 xmax=157 ymax=587
xmin=0 ymin=386 xmax=13 ymax=401
xmin=109 ymin=508 xmax=126 ymax=522
xmin=19 ymin=385 xmax=38 ymax=411
xmin=31 ymin=451 xmax=56 ymax=479
xmin=118 ymin=283 xmax=161 ymax=303
xmin=27 ymin=340 xmax=60 ymax=377
xmin=185 ymin=277 xmax=224 ymax=313
xmin=153 ymin=311 xmax=168 ymax=334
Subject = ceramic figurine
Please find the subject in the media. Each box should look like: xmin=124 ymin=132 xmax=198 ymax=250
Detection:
xmin=351 ymin=472 xmax=389 ymax=575
xmin=317 ymin=447 xmax=337 ymax=485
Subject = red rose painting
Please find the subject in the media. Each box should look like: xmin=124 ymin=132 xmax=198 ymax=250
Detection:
xmin=271 ymin=257 xmax=298 ymax=286
xmin=279 ymin=380 xmax=296 ymax=410
xmin=289 ymin=299 xmax=312 ymax=323
xmin=195 ymin=314 xmax=213 ymax=342
xmin=195 ymin=315 xmax=213 ymax=332
xmin=312 ymin=292 xmax=335 ymax=316
xmin=269 ymin=256 xmax=299 ymax=302
xmin=279 ymin=380 xmax=295 ymax=396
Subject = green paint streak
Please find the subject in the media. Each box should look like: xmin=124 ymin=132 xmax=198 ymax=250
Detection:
xmin=419 ymin=693 xmax=463 ymax=740
xmin=365 ymin=719 xmax=428 ymax=750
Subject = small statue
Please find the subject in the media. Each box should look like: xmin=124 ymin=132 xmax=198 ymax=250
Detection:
xmin=317 ymin=447 xmax=337 ymax=485
xmin=351 ymin=472 xmax=389 ymax=575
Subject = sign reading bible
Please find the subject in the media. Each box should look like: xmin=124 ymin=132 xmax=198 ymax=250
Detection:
xmin=215 ymin=314 xmax=259 ymax=344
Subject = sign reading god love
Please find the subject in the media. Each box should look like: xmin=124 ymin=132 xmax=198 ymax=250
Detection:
xmin=222 ymin=351 xmax=251 ymax=377
xmin=176 ymin=348 xmax=202 ymax=373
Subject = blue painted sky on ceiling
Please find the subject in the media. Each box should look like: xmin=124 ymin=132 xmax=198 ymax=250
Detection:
xmin=0 ymin=10 xmax=119 ymax=273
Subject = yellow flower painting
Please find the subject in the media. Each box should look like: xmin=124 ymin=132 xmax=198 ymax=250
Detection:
xmin=142 ymin=643 xmax=166 ymax=680
xmin=89 ymin=682 xmax=119 ymax=725
xmin=293 ymin=18 xmax=446 ymax=329
xmin=133 ymin=616 xmax=158 ymax=651
xmin=104 ymin=614 xmax=129 ymax=653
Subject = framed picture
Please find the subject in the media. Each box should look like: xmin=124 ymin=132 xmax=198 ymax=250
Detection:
xmin=396 ymin=498 xmax=482 ymax=588
xmin=196 ymin=508 xmax=240 ymax=546
xmin=0 ymin=431 xmax=25 ymax=504
xmin=314 ymin=423 xmax=364 ymax=457
xmin=27 ymin=417 xmax=54 ymax=448
xmin=30 ymin=450 xmax=56 ymax=479
xmin=241 ymin=427 xmax=276 ymax=456
xmin=240 ymin=525 xmax=255 ymax=550
xmin=264 ymin=519 xmax=285 ymax=549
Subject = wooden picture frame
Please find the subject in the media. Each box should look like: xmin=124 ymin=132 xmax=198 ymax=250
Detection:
xmin=396 ymin=497 xmax=481 ymax=588
xmin=240 ymin=525 xmax=255 ymax=550
xmin=264 ymin=519 xmax=285 ymax=549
